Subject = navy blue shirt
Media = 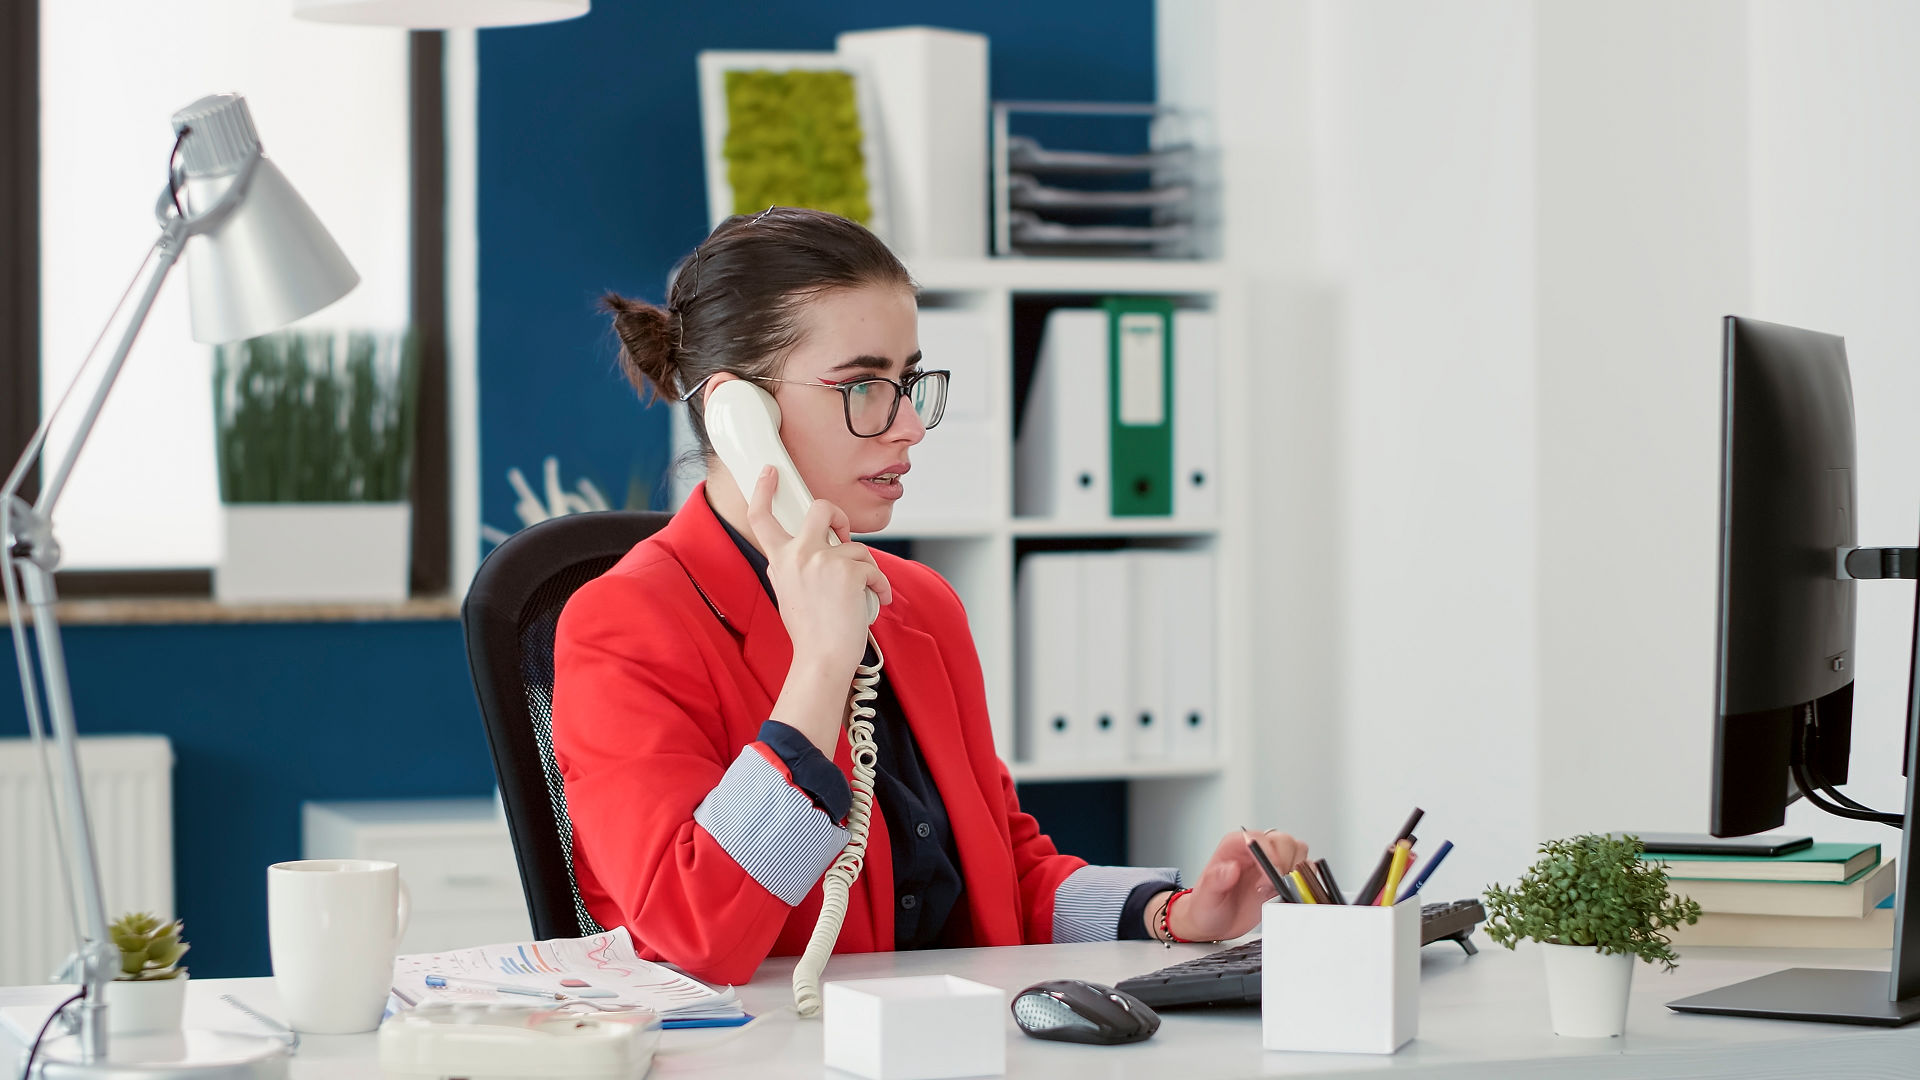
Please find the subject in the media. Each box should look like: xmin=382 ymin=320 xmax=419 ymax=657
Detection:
xmin=718 ymin=518 xmax=966 ymax=950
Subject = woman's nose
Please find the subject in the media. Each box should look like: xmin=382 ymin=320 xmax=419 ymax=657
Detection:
xmin=889 ymin=398 xmax=928 ymax=445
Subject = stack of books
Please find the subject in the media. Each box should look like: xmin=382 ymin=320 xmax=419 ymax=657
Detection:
xmin=1648 ymin=841 xmax=1894 ymax=948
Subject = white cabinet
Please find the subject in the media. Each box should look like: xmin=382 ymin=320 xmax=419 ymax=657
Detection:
xmin=303 ymin=798 xmax=532 ymax=955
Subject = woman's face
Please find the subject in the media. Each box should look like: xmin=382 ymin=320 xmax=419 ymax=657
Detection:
xmin=720 ymin=284 xmax=926 ymax=535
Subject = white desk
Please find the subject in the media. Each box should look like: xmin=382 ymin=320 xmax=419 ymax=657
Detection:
xmin=6 ymin=940 xmax=1919 ymax=1079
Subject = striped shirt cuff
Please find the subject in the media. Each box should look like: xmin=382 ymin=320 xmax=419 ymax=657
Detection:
xmin=1053 ymin=864 xmax=1182 ymax=943
xmin=693 ymin=744 xmax=850 ymax=905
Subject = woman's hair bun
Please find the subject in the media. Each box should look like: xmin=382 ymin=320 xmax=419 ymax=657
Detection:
xmin=600 ymin=291 xmax=677 ymax=400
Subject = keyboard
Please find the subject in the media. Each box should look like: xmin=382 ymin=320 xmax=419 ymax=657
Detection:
xmin=1114 ymin=899 xmax=1486 ymax=1008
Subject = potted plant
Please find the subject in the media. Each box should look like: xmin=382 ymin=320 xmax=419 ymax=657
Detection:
xmin=1483 ymin=834 xmax=1702 ymax=1037
xmin=213 ymin=329 xmax=420 ymax=603
xmin=104 ymin=913 xmax=190 ymax=1035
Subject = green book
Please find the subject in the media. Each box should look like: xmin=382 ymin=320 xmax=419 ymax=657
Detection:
xmin=1103 ymin=297 xmax=1175 ymax=517
xmin=1641 ymin=842 xmax=1880 ymax=883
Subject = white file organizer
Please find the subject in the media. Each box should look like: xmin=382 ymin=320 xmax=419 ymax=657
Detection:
xmin=1262 ymin=897 xmax=1419 ymax=1054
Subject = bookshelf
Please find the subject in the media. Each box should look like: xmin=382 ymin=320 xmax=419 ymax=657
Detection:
xmin=860 ymin=257 xmax=1251 ymax=875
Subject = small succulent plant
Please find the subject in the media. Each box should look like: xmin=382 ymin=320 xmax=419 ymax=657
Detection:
xmin=110 ymin=912 xmax=189 ymax=981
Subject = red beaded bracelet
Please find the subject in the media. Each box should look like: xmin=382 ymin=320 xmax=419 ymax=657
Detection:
xmin=1158 ymin=888 xmax=1196 ymax=945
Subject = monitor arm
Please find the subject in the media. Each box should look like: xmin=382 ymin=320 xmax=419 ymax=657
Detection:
xmin=1838 ymin=547 xmax=1920 ymax=580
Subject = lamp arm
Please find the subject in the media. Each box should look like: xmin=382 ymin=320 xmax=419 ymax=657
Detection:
xmin=0 ymin=213 xmax=189 ymax=1064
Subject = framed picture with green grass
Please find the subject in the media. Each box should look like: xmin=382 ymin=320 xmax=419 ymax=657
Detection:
xmin=213 ymin=328 xmax=420 ymax=603
xmin=697 ymin=50 xmax=891 ymax=242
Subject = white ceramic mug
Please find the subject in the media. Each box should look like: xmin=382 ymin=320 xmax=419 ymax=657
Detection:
xmin=268 ymin=859 xmax=411 ymax=1033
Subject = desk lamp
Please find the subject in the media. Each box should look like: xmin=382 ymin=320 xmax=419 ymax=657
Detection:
xmin=3 ymin=93 xmax=357 ymax=1077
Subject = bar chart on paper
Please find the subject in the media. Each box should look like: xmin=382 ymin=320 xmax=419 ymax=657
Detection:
xmin=392 ymin=928 xmax=745 ymax=1021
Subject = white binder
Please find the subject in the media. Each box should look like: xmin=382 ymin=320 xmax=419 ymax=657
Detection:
xmin=1173 ymin=311 xmax=1218 ymax=522
xmin=1167 ymin=552 xmax=1217 ymax=760
xmin=1126 ymin=551 xmax=1173 ymax=761
xmin=1014 ymin=309 xmax=1109 ymax=520
xmin=1078 ymin=552 xmax=1131 ymax=763
xmin=888 ymin=308 xmax=995 ymax=528
xmin=1017 ymin=553 xmax=1084 ymax=764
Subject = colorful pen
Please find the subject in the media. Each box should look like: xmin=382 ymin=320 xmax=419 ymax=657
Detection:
xmin=1378 ymin=841 xmax=1412 ymax=906
xmin=1290 ymin=869 xmax=1319 ymax=904
xmin=1354 ymin=808 xmax=1425 ymax=910
xmin=424 ymin=975 xmax=564 ymax=1000
xmin=1397 ymin=839 xmax=1454 ymax=903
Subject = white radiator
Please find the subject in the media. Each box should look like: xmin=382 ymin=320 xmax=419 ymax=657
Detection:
xmin=0 ymin=735 xmax=173 ymax=985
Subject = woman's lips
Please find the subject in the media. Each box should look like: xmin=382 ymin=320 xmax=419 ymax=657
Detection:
xmin=860 ymin=463 xmax=910 ymax=501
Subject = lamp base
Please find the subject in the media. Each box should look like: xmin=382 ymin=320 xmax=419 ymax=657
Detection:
xmin=34 ymin=1029 xmax=289 ymax=1079
xmin=1667 ymin=967 xmax=1920 ymax=1027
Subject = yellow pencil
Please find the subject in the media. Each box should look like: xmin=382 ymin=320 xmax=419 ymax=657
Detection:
xmin=1290 ymin=869 xmax=1318 ymax=903
xmin=1379 ymin=841 xmax=1412 ymax=905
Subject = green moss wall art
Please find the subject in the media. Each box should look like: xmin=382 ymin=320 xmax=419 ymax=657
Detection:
xmin=722 ymin=67 xmax=873 ymax=225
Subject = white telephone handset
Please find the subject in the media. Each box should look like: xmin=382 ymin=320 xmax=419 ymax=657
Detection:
xmin=703 ymin=378 xmax=883 ymax=1018
xmin=705 ymin=380 xmax=880 ymax=624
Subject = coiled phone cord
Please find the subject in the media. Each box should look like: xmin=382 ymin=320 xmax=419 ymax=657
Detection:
xmin=791 ymin=634 xmax=885 ymax=1018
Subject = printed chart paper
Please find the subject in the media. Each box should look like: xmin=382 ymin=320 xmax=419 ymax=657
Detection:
xmin=392 ymin=927 xmax=742 ymax=1020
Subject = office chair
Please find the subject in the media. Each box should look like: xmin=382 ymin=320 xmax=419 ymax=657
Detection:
xmin=462 ymin=509 xmax=672 ymax=940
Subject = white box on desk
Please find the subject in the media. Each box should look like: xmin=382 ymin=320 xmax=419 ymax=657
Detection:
xmin=823 ymin=975 xmax=1005 ymax=1080
xmin=1262 ymin=897 xmax=1418 ymax=1054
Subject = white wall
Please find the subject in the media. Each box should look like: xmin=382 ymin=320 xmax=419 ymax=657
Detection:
xmin=1162 ymin=0 xmax=1540 ymax=901
xmin=1164 ymin=0 xmax=1920 ymax=899
xmin=40 ymin=3 xmax=408 ymax=569
xmin=1533 ymin=1 xmax=1747 ymax=840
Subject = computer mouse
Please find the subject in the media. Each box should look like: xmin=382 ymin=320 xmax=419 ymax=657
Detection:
xmin=1011 ymin=979 xmax=1161 ymax=1045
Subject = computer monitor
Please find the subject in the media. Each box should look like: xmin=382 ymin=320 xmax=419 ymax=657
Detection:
xmin=1669 ymin=315 xmax=1920 ymax=1024
xmin=1711 ymin=316 xmax=1860 ymax=837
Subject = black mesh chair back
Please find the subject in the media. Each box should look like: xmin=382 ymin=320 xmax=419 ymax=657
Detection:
xmin=462 ymin=510 xmax=672 ymax=940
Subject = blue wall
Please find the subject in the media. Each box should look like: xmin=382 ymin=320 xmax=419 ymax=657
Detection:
xmin=2 ymin=1 xmax=1154 ymax=981
xmin=476 ymin=1 xmax=1157 ymax=539
xmin=1 ymin=620 xmax=492 ymax=977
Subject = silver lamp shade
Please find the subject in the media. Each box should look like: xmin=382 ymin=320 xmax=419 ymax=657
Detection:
xmin=171 ymin=94 xmax=359 ymax=344
xmin=292 ymin=0 xmax=588 ymax=28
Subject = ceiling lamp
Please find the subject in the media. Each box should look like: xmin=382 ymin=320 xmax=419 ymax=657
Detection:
xmin=293 ymin=0 xmax=588 ymax=28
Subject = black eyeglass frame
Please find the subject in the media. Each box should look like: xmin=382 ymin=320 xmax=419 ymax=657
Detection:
xmin=750 ymin=369 xmax=951 ymax=439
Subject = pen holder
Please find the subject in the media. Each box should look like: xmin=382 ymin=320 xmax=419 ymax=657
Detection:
xmin=1261 ymin=896 xmax=1419 ymax=1054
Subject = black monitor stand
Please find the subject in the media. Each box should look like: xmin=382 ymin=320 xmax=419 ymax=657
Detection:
xmin=1669 ymin=555 xmax=1920 ymax=1026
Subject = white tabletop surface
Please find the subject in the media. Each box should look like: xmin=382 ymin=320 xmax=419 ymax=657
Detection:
xmin=6 ymin=938 xmax=1920 ymax=1079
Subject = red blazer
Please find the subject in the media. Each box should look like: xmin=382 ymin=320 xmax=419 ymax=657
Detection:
xmin=551 ymin=486 xmax=1086 ymax=985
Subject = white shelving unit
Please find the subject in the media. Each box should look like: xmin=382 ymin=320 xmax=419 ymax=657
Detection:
xmin=863 ymin=257 xmax=1253 ymax=876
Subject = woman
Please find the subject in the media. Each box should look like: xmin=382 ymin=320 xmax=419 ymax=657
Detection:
xmin=552 ymin=208 xmax=1310 ymax=986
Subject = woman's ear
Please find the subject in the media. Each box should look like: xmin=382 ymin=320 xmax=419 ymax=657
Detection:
xmin=700 ymin=371 xmax=741 ymax=410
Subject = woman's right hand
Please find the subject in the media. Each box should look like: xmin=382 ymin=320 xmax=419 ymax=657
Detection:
xmin=748 ymin=466 xmax=893 ymax=754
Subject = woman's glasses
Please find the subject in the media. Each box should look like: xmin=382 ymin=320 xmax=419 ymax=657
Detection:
xmin=755 ymin=369 xmax=950 ymax=438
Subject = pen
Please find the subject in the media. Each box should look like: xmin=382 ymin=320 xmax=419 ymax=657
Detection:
xmin=1243 ymin=830 xmax=1297 ymax=901
xmin=1378 ymin=841 xmax=1412 ymax=906
xmin=1354 ymin=808 xmax=1424 ymax=908
xmin=1297 ymin=865 xmax=1332 ymax=905
xmin=424 ymin=975 xmax=565 ymax=1000
xmin=1290 ymin=869 xmax=1320 ymax=904
xmin=1314 ymin=859 xmax=1347 ymax=905
xmin=1397 ymin=839 xmax=1454 ymax=903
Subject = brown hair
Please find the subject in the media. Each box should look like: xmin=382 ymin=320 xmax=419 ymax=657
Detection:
xmin=601 ymin=207 xmax=914 ymax=453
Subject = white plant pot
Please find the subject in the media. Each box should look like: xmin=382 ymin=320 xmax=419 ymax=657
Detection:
xmin=1540 ymin=942 xmax=1634 ymax=1037
xmin=105 ymin=973 xmax=189 ymax=1035
xmin=218 ymin=503 xmax=411 ymax=603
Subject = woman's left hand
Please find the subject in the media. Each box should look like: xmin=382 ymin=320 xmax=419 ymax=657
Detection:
xmin=1162 ymin=829 xmax=1310 ymax=942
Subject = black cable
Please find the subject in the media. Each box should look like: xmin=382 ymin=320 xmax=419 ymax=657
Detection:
xmin=166 ymin=125 xmax=192 ymax=220
xmin=1793 ymin=760 xmax=1904 ymax=826
xmin=20 ymin=989 xmax=84 ymax=1080
xmin=1795 ymin=710 xmax=1903 ymax=825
